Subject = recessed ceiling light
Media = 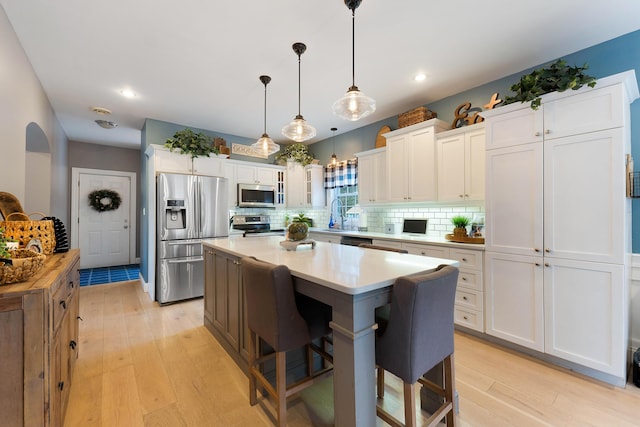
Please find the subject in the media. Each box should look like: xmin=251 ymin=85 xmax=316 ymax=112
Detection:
xmin=414 ymin=73 xmax=427 ymax=82
xmin=120 ymin=89 xmax=137 ymax=98
xmin=91 ymin=106 xmax=112 ymax=115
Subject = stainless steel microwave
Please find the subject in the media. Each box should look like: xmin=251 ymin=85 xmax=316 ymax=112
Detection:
xmin=237 ymin=183 xmax=276 ymax=208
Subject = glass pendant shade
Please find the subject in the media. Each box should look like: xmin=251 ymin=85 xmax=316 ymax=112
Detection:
xmin=251 ymin=75 xmax=280 ymax=155
xmin=332 ymin=86 xmax=376 ymax=121
xmin=330 ymin=153 xmax=338 ymax=166
xmin=333 ymin=0 xmax=375 ymax=122
xmin=282 ymin=42 xmax=316 ymax=142
xmin=282 ymin=115 xmax=316 ymax=142
xmin=329 ymin=127 xmax=338 ymax=166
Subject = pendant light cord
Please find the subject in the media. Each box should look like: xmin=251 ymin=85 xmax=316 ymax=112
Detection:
xmin=351 ymin=8 xmax=356 ymax=88
xmin=297 ymin=53 xmax=302 ymax=116
xmin=263 ymin=82 xmax=267 ymax=134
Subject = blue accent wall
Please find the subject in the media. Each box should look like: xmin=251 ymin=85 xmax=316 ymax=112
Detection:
xmin=308 ymin=29 xmax=640 ymax=252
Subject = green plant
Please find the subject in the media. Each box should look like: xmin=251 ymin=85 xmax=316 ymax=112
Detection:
xmin=164 ymin=128 xmax=220 ymax=159
xmin=504 ymin=59 xmax=596 ymax=110
xmin=292 ymin=212 xmax=312 ymax=227
xmin=274 ymin=143 xmax=315 ymax=166
xmin=451 ymin=216 xmax=470 ymax=229
xmin=0 ymin=228 xmax=12 ymax=260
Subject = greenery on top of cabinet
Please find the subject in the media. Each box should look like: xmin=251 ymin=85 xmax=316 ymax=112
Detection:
xmin=164 ymin=128 xmax=220 ymax=159
xmin=504 ymin=59 xmax=596 ymax=110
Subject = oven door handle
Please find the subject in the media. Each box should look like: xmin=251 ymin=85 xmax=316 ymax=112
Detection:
xmin=167 ymin=257 xmax=204 ymax=264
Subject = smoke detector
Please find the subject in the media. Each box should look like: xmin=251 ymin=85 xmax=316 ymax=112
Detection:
xmin=91 ymin=106 xmax=112 ymax=115
xmin=95 ymin=119 xmax=118 ymax=129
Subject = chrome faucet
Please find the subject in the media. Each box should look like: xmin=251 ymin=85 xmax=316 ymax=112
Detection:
xmin=330 ymin=198 xmax=345 ymax=229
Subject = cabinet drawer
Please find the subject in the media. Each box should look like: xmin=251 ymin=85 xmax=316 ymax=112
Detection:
xmin=51 ymin=280 xmax=71 ymax=333
xmin=449 ymin=248 xmax=482 ymax=270
xmin=455 ymin=288 xmax=483 ymax=311
xmin=454 ymin=307 xmax=484 ymax=332
xmin=402 ymin=243 xmax=450 ymax=259
xmin=458 ymin=269 xmax=483 ymax=291
xmin=372 ymin=239 xmax=402 ymax=249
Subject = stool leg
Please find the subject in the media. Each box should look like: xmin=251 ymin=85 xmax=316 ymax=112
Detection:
xmin=403 ymin=382 xmax=417 ymax=427
xmin=248 ymin=330 xmax=257 ymax=406
xmin=377 ymin=367 xmax=385 ymax=398
xmin=276 ymin=351 xmax=287 ymax=427
xmin=444 ymin=354 xmax=456 ymax=427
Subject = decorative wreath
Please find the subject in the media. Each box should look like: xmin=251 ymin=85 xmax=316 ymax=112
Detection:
xmin=88 ymin=189 xmax=122 ymax=212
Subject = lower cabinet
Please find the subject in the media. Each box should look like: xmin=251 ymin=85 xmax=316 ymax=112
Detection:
xmin=0 ymin=250 xmax=80 ymax=427
xmin=204 ymin=247 xmax=248 ymax=366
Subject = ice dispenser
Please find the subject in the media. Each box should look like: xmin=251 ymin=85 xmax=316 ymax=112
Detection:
xmin=164 ymin=199 xmax=186 ymax=229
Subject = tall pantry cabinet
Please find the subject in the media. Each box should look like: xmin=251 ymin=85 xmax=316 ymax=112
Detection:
xmin=481 ymin=71 xmax=638 ymax=385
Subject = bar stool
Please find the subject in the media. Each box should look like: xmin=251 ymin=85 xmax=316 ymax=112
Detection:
xmin=241 ymin=256 xmax=333 ymax=427
xmin=375 ymin=265 xmax=459 ymax=427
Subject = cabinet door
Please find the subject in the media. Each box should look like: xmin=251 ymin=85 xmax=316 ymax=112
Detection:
xmin=306 ymin=165 xmax=325 ymax=208
xmin=154 ymin=147 xmax=193 ymax=174
xmin=543 ymin=258 xmax=625 ymax=377
xmin=386 ymin=135 xmax=408 ymax=202
xmin=222 ymin=163 xmax=237 ymax=208
xmin=484 ymin=106 xmax=542 ymax=150
xmin=286 ymin=161 xmax=305 ymax=208
xmin=485 ymin=251 xmax=544 ymax=351
xmin=212 ymin=250 xmax=240 ymax=350
xmin=437 ymin=133 xmax=465 ymax=202
xmin=236 ymin=164 xmax=257 ymax=184
xmin=408 ymin=127 xmax=437 ymax=201
xmin=193 ymin=156 xmax=224 ymax=177
xmin=255 ymin=167 xmax=277 ymax=186
xmin=543 ymin=129 xmax=625 ymax=264
xmin=204 ymin=248 xmax=215 ymax=324
xmin=359 ymin=150 xmax=387 ymax=204
xmin=465 ymin=128 xmax=486 ymax=201
xmin=485 ymin=142 xmax=543 ymax=256
xmin=543 ymin=84 xmax=624 ymax=140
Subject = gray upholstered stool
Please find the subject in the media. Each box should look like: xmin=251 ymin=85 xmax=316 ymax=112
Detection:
xmin=241 ymin=256 xmax=333 ymax=427
xmin=375 ymin=265 xmax=459 ymax=427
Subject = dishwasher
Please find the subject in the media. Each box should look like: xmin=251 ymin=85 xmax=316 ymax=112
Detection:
xmin=339 ymin=236 xmax=373 ymax=246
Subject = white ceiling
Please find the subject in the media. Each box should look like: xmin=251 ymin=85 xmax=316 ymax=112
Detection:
xmin=3 ymin=0 xmax=640 ymax=149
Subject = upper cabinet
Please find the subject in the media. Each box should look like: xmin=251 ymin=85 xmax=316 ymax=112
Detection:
xmin=384 ymin=119 xmax=449 ymax=203
xmin=436 ymin=124 xmax=485 ymax=202
xmin=236 ymin=163 xmax=278 ymax=186
xmin=286 ymin=160 xmax=325 ymax=208
xmin=355 ymin=147 xmax=387 ymax=205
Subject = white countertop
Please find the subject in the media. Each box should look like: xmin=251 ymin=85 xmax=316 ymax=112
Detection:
xmin=204 ymin=236 xmax=458 ymax=295
xmin=308 ymin=227 xmax=485 ymax=250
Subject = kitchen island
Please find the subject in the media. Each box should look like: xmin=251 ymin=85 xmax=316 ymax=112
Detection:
xmin=203 ymin=236 xmax=458 ymax=427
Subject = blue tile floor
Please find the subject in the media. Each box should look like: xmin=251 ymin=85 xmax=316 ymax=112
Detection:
xmin=79 ymin=264 xmax=140 ymax=286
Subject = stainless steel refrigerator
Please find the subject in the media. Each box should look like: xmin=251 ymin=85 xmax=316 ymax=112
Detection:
xmin=156 ymin=173 xmax=228 ymax=304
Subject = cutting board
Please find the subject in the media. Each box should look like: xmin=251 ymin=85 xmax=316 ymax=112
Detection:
xmin=375 ymin=125 xmax=392 ymax=148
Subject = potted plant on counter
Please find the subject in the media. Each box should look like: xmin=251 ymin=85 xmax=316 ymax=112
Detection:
xmin=451 ymin=215 xmax=470 ymax=238
xmin=287 ymin=213 xmax=312 ymax=241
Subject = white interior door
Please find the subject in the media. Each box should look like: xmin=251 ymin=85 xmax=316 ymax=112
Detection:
xmin=74 ymin=170 xmax=134 ymax=268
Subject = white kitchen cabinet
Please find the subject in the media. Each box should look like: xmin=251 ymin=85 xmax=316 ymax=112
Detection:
xmin=150 ymin=145 xmax=193 ymax=174
xmin=437 ymin=125 xmax=485 ymax=202
xmin=485 ymin=251 xmax=544 ymax=351
xmin=286 ymin=161 xmax=325 ymax=208
xmin=308 ymin=232 xmax=340 ymax=244
xmin=193 ymin=155 xmax=225 ymax=177
xmin=481 ymin=70 xmax=638 ymax=383
xmin=356 ymin=147 xmax=387 ymax=205
xmin=236 ymin=163 xmax=278 ymax=186
xmin=384 ymin=119 xmax=449 ymax=203
xmin=402 ymin=241 xmax=486 ymax=332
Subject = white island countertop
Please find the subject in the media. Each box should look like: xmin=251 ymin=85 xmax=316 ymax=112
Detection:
xmin=204 ymin=235 xmax=458 ymax=295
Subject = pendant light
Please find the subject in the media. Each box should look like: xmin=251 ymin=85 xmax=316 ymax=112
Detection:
xmin=332 ymin=0 xmax=376 ymax=122
xmin=330 ymin=127 xmax=338 ymax=166
xmin=282 ymin=42 xmax=316 ymax=142
xmin=251 ymin=75 xmax=280 ymax=155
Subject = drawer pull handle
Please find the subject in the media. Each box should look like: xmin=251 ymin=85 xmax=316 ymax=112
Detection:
xmin=535 ymin=132 xmax=541 ymax=137
xmin=461 ymin=258 xmax=467 ymax=262
xmin=58 ymin=381 xmax=64 ymax=391
xmin=69 ymin=340 xmax=77 ymax=350
xmin=461 ymin=277 xmax=467 ymax=281
xmin=77 ymin=316 xmax=84 ymax=321
xmin=69 ymin=280 xmax=74 ymax=288
xmin=462 ymin=296 xmax=468 ymax=300
xmin=60 ymin=300 xmax=67 ymax=310
xmin=463 ymin=316 xmax=468 ymax=320
xmin=544 ymin=263 xmax=550 ymax=267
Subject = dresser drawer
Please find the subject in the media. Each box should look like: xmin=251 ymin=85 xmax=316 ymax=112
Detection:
xmin=454 ymin=307 xmax=484 ymax=332
xmin=455 ymin=288 xmax=483 ymax=311
xmin=449 ymin=248 xmax=482 ymax=270
xmin=458 ymin=269 xmax=483 ymax=291
xmin=51 ymin=280 xmax=73 ymax=333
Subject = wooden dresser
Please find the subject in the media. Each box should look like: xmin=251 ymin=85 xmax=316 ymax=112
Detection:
xmin=0 ymin=249 xmax=80 ymax=427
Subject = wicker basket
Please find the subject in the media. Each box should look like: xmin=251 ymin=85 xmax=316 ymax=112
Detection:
xmin=0 ymin=249 xmax=46 ymax=285
xmin=0 ymin=212 xmax=56 ymax=255
xmin=398 ymin=106 xmax=437 ymax=128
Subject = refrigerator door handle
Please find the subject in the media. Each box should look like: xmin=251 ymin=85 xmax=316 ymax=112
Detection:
xmin=167 ymin=257 xmax=204 ymax=264
xmin=166 ymin=241 xmax=202 ymax=246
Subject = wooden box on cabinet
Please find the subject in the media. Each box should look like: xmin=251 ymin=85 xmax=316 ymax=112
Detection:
xmin=0 ymin=250 xmax=80 ymax=427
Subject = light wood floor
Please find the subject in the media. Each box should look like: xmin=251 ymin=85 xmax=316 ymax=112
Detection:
xmin=64 ymin=280 xmax=640 ymax=427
